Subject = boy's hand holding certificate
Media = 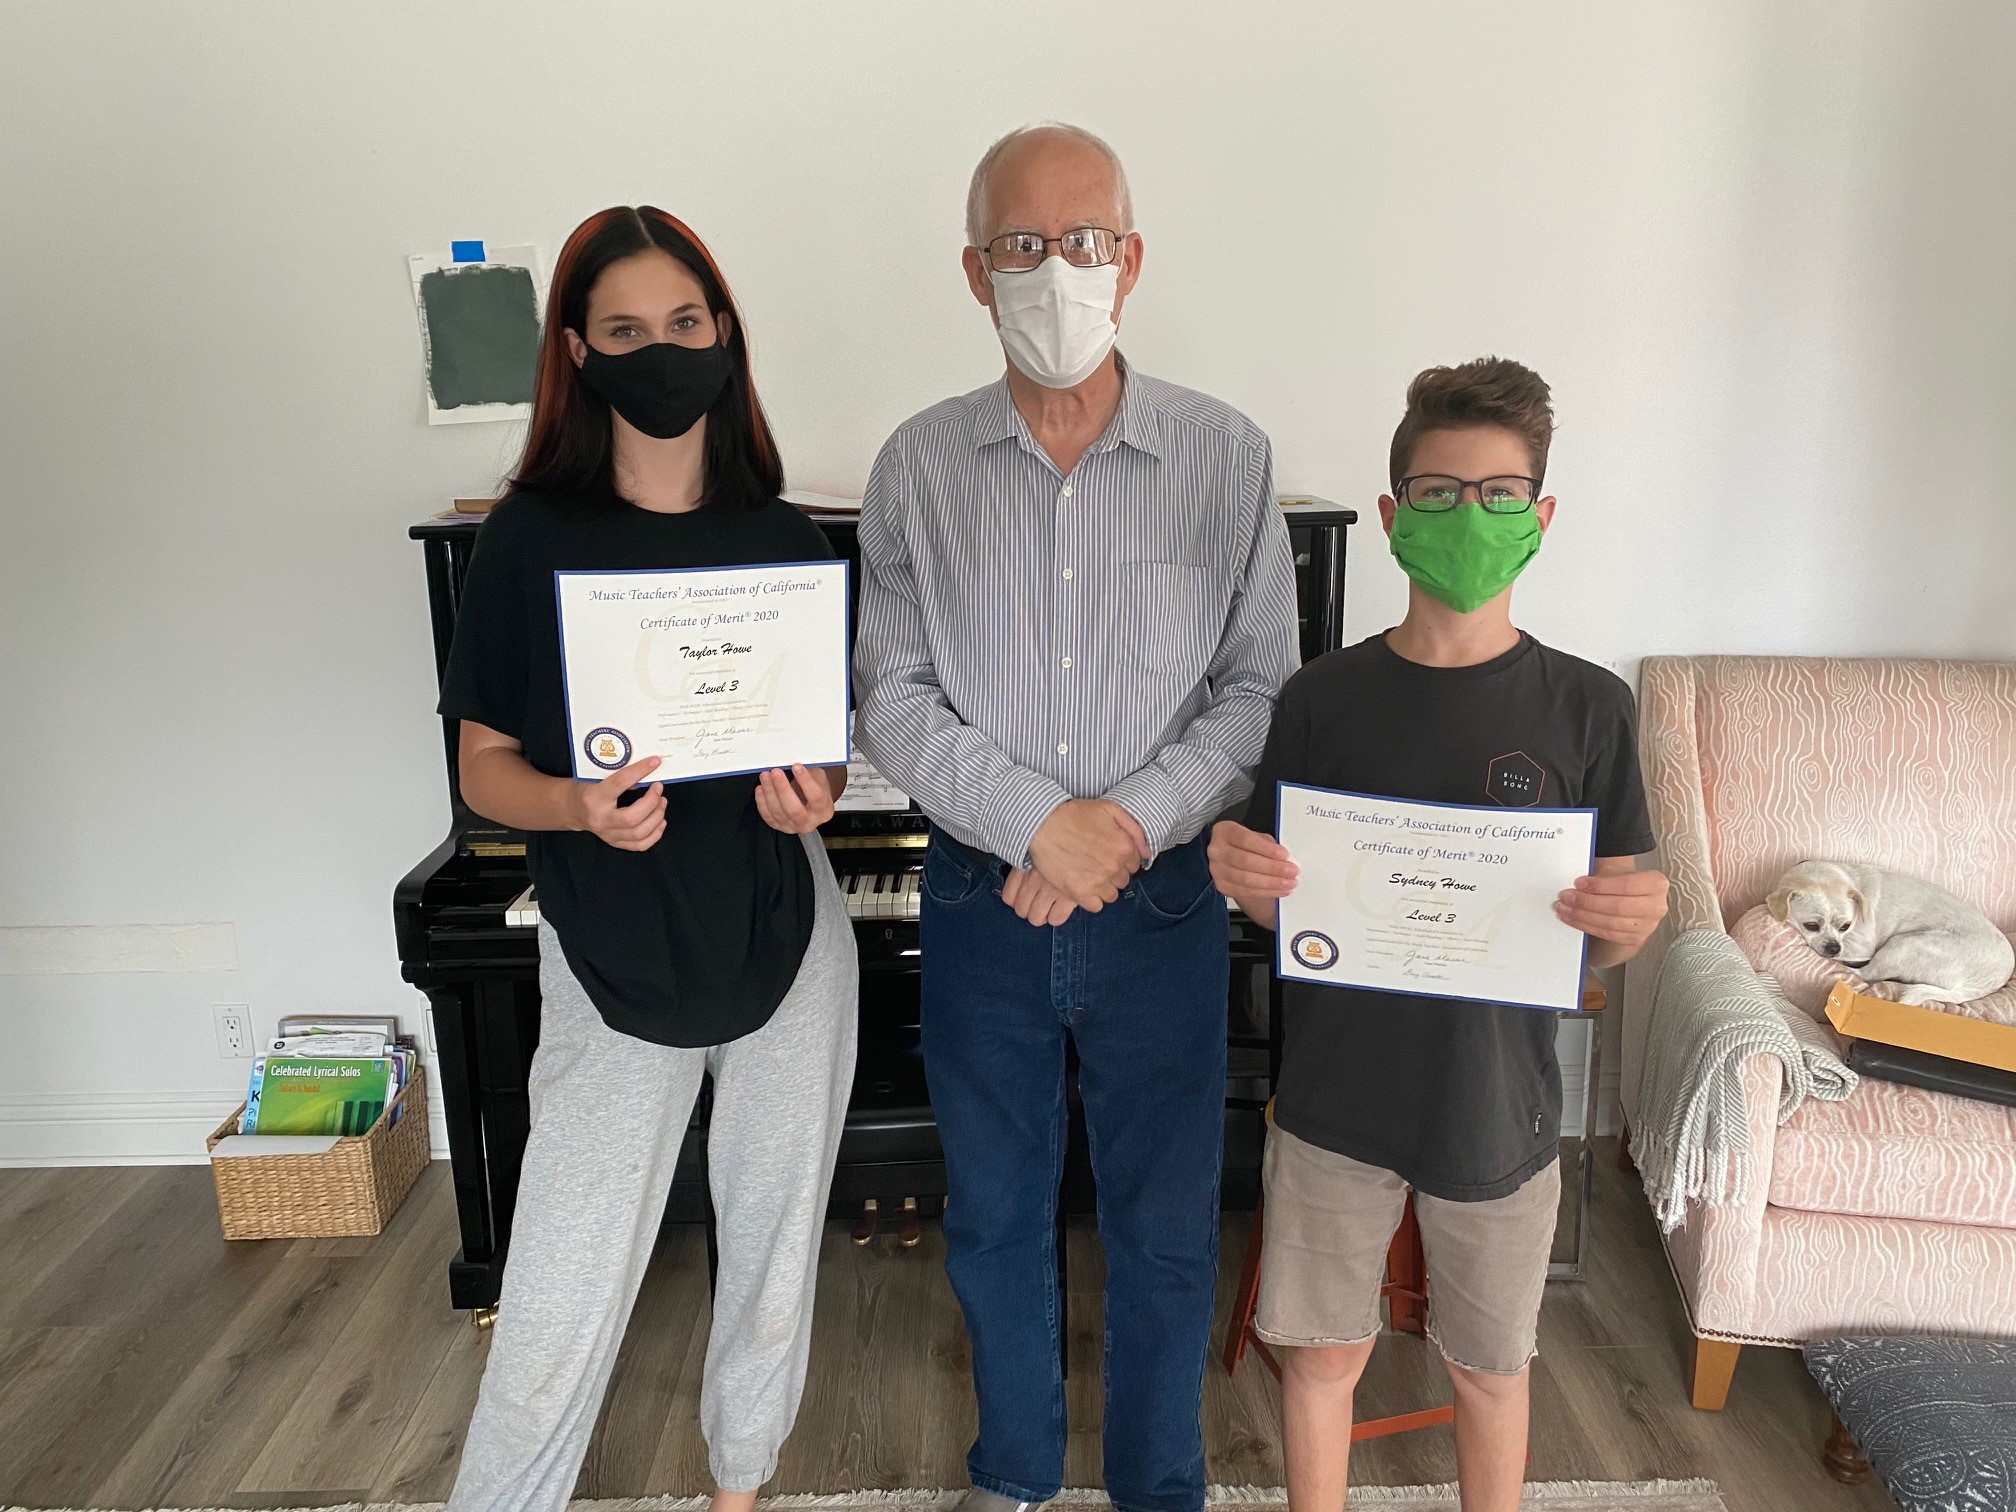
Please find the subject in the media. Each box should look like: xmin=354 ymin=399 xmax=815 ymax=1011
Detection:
xmin=556 ymin=561 xmax=849 ymax=784
xmin=1273 ymin=783 xmax=1596 ymax=1012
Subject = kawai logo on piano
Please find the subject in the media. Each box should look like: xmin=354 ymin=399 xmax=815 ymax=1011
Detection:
xmin=1485 ymin=750 xmax=1545 ymax=807
xmin=1289 ymin=930 xmax=1339 ymax=971
xmin=583 ymin=727 xmax=633 ymax=770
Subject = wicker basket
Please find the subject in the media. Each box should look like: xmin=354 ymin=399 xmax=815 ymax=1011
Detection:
xmin=206 ymin=1066 xmax=430 ymax=1239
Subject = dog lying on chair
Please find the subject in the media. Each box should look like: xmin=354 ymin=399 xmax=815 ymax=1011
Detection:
xmin=1769 ymin=860 xmax=2014 ymax=1007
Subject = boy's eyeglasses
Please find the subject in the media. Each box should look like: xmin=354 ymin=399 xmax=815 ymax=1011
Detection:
xmin=981 ymin=227 xmax=1125 ymax=272
xmin=1397 ymin=475 xmax=1540 ymax=514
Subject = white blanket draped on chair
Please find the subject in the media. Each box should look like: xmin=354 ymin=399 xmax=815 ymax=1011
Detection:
xmin=1632 ymin=928 xmax=1856 ymax=1232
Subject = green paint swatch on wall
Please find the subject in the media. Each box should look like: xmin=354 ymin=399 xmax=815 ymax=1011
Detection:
xmin=418 ymin=263 xmax=539 ymax=409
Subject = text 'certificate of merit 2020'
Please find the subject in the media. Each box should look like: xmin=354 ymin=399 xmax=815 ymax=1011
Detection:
xmin=555 ymin=560 xmax=850 ymax=784
xmin=1273 ymin=782 xmax=1597 ymax=1013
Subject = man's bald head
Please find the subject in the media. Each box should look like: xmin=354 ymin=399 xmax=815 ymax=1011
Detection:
xmin=964 ymin=123 xmax=1134 ymax=247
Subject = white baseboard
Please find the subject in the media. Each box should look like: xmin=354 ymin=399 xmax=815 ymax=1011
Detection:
xmin=0 ymin=1091 xmax=451 ymax=1167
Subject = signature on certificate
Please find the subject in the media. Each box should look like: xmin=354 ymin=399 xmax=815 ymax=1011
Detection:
xmin=1399 ymin=946 xmax=1467 ymax=981
xmin=691 ymin=721 xmax=758 ymax=759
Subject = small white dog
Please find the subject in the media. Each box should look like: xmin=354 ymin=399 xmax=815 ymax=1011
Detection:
xmin=1768 ymin=860 xmax=2014 ymax=1007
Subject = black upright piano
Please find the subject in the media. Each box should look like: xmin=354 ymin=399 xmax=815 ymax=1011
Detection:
xmin=394 ymin=499 xmax=1355 ymax=1313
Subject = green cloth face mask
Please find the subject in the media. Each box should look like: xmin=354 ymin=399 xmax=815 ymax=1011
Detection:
xmin=1388 ymin=503 xmax=1543 ymax=614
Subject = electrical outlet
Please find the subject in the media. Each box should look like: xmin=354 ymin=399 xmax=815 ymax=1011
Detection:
xmin=214 ymin=1003 xmax=253 ymax=1058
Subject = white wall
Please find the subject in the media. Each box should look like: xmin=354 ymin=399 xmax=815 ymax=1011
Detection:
xmin=3 ymin=1 xmax=2012 ymax=1162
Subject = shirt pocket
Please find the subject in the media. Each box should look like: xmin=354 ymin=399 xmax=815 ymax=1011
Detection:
xmin=1121 ymin=562 xmax=1224 ymax=682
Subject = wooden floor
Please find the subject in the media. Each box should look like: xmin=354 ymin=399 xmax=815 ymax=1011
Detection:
xmin=0 ymin=1141 xmax=1890 ymax=1511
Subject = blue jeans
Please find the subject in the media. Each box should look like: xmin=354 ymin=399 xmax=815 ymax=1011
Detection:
xmin=920 ymin=830 xmax=1228 ymax=1512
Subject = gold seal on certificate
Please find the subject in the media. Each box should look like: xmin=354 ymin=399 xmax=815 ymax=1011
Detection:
xmin=555 ymin=560 xmax=850 ymax=784
xmin=1274 ymin=782 xmax=1596 ymax=1012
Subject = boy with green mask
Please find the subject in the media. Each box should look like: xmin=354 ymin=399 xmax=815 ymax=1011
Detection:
xmin=1210 ymin=357 xmax=1671 ymax=1512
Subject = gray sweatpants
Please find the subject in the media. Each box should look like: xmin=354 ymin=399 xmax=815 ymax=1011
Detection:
xmin=447 ymin=834 xmax=858 ymax=1509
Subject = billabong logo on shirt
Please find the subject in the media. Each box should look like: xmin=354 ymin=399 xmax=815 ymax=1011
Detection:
xmin=1485 ymin=750 xmax=1545 ymax=807
xmin=584 ymin=727 xmax=633 ymax=771
xmin=1289 ymin=930 xmax=1339 ymax=971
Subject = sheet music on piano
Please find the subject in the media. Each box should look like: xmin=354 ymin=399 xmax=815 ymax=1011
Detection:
xmin=834 ymin=716 xmax=911 ymax=812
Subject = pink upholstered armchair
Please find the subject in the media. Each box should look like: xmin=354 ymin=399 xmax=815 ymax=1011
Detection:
xmin=1619 ymin=656 xmax=2016 ymax=1409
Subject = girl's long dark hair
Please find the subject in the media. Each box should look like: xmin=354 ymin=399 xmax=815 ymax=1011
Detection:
xmin=510 ymin=206 xmax=782 ymax=510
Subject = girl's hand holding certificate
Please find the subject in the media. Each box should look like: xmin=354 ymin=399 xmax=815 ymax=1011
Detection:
xmin=564 ymin=755 xmax=842 ymax=850
xmin=569 ymin=755 xmax=668 ymax=852
xmin=753 ymin=764 xmax=841 ymax=835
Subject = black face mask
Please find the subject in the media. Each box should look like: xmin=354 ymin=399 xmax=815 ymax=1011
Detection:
xmin=576 ymin=339 xmax=730 ymax=439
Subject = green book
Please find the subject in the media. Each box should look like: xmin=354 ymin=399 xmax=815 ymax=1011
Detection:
xmin=243 ymin=1056 xmax=393 ymax=1136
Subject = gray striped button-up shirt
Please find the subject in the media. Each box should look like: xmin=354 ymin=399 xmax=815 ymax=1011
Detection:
xmin=852 ymin=361 xmax=1300 ymax=867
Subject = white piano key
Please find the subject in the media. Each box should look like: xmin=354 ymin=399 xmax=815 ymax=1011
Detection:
xmin=505 ymin=886 xmax=541 ymax=928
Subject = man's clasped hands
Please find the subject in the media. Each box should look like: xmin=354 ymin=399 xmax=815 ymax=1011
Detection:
xmin=1000 ymin=799 xmax=1152 ymax=926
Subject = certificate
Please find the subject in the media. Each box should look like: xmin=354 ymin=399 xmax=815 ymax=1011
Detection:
xmin=1274 ymin=783 xmax=1596 ymax=1012
xmin=555 ymin=560 xmax=850 ymax=784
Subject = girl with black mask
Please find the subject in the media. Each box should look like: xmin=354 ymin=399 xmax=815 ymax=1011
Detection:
xmin=438 ymin=207 xmax=858 ymax=1512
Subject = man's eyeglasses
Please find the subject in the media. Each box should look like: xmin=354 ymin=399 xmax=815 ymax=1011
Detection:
xmin=1397 ymin=475 xmax=1540 ymax=514
xmin=980 ymin=227 xmax=1125 ymax=273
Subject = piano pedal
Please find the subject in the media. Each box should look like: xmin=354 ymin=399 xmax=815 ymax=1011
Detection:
xmin=850 ymin=1198 xmax=880 ymax=1246
xmin=898 ymin=1195 xmax=923 ymax=1249
xmin=470 ymin=1304 xmax=499 ymax=1331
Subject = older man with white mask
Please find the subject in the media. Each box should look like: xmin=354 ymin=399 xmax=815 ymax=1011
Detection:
xmin=854 ymin=124 xmax=1298 ymax=1512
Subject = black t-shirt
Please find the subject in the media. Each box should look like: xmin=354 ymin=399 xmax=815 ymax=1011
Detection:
xmin=1243 ymin=632 xmax=1655 ymax=1201
xmin=438 ymin=487 xmax=836 ymax=1048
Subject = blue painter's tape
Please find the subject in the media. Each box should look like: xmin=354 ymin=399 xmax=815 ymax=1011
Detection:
xmin=450 ymin=240 xmax=485 ymax=263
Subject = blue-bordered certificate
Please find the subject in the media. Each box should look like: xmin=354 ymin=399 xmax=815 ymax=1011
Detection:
xmin=1273 ymin=782 xmax=1596 ymax=1012
xmin=554 ymin=560 xmax=850 ymax=784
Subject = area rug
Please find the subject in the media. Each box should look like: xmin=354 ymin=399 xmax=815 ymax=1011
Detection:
xmin=2 ymin=1480 xmax=1729 ymax=1512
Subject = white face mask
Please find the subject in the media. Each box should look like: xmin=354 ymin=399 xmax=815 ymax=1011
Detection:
xmin=988 ymin=256 xmax=1121 ymax=389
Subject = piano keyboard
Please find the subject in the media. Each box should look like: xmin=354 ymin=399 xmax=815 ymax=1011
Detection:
xmin=502 ymin=870 xmax=924 ymax=929
xmin=842 ymin=870 xmax=921 ymax=921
